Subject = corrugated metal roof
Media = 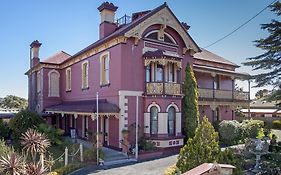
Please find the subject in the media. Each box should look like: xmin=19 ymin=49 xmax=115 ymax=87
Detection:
xmin=194 ymin=48 xmax=239 ymax=67
xmin=41 ymin=51 xmax=71 ymax=64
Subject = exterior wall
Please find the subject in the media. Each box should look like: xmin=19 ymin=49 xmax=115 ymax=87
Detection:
xmin=220 ymin=75 xmax=232 ymax=91
xmin=42 ymin=68 xmax=62 ymax=110
xmin=195 ymin=72 xmax=213 ymax=89
xmin=60 ymin=44 xmax=122 ymax=105
xmin=199 ymin=105 xmax=234 ymax=122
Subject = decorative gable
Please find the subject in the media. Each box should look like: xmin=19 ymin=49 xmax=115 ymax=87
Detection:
xmin=124 ymin=6 xmax=200 ymax=54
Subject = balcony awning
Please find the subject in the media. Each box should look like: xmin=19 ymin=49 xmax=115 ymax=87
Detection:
xmin=44 ymin=99 xmax=120 ymax=115
xmin=143 ymin=50 xmax=182 ymax=68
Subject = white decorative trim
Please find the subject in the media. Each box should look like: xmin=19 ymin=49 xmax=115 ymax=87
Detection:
xmin=124 ymin=7 xmax=199 ymax=52
xmin=118 ymin=90 xmax=143 ymax=148
xmin=166 ymin=102 xmax=180 ymax=112
xmin=147 ymin=102 xmax=161 ymax=112
xmin=149 ymin=138 xmax=184 ymax=148
xmin=164 ymin=32 xmax=177 ymax=45
xmin=48 ymin=69 xmax=60 ymax=97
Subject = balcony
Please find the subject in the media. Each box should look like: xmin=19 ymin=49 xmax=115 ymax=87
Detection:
xmin=146 ymin=83 xmax=181 ymax=95
xmin=198 ymin=88 xmax=249 ymax=101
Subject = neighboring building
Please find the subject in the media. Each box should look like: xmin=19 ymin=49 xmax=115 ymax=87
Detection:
xmin=0 ymin=108 xmax=18 ymax=120
xmin=242 ymin=98 xmax=281 ymax=118
xmin=182 ymin=163 xmax=236 ymax=175
xmin=25 ymin=2 xmax=250 ymax=150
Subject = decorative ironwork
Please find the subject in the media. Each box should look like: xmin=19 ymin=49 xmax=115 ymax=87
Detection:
xmin=215 ymin=90 xmax=232 ymax=99
xmin=234 ymin=91 xmax=249 ymax=101
xmin=146 ymin=83 xmax=181 ymax=95
xmin=198 ymin=88 xmax=249 ymax=101
xmin=198 ymin=88 xmax=213 ymax=98
xmin=116 ymin=15 xmax=132 ymax=26
xmin=164 ymin=83 xmax=181 ymax=95
xmin=146 ymin=83 xmax=163 ymax=94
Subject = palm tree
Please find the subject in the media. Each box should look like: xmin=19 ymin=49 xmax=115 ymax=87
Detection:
xmin=20 ymin=129 xmax=50 ymax=162
xmin=0 ymin=153 xmax=26 ymax=175
xmin=25 ymin=162 xmax=48 ymax=175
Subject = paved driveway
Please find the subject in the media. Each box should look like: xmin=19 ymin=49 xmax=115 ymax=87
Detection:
xmin=71 ymin=155 xmax=177 ymax=175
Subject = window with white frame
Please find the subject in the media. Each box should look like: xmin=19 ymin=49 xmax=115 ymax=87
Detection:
xmin=145 ymin=65 xmax=151 ymax=82
xmin=82 ymin=61 xmax=89 ymax=89
xmin=100 ymin=52 xmax=110 ymax=85
xmin=48 ymin=70 xmax=60 ymax=97
xmin=150 ymin=106 xmax=158 ymax=135
xmin=37 ymin=71 xmax=41 ymax=93
xmin=66 ymin=68 xmax=71 ymax=91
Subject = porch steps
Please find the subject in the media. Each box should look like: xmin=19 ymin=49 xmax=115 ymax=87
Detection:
xmin=102 ymin=147 xmax=128 ymax=161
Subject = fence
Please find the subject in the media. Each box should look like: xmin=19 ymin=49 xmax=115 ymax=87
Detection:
xmin=41 ymin=143 xmax=83 ymax=171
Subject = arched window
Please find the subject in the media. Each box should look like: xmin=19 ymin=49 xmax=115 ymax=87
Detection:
xmin=48 ymin=70 xmax=60 ymax=97
xmin=150 ymin=106 xmax=158 ymax=135
xmin=146 ymin=32 xmax=158 ymax=40
xmin=168 ymin=107 xmax=176 ymax=135
xmin=65 ymin=68 xmax=71 ymax=91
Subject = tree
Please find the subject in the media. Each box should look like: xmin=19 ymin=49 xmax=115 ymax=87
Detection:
xmin=9 ymin=109 xmax=45 ymax=148
xmin=0 ymin=95 xmax=27 ymax=109
xmin=255 ymin=89 xmax=269 ymax=99
xmin=182 ymin=64 xmax=200 ymax=139
xmin=243 ymin=1 xmax=281 ymax=102
xmin=176 ymin=117 xmax=220 ymax=173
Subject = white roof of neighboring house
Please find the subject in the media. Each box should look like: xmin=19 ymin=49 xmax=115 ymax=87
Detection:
xmin=241 ymin=109 xmax=281 ymax=114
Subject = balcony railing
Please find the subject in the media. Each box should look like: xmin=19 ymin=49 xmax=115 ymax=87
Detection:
xmin=146 ymin=82 xmax=181 ymax=95
xmin=198 ymin=88 xmax=249 ymax=101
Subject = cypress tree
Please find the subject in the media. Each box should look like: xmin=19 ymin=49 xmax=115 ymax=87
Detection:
xmin=243 ymin=1 xmax=281 ymax=101
xmin=182 ymin=63 xmax=199 ymax=138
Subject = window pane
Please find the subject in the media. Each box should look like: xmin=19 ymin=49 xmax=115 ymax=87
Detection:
xmin=156 ymin=64 xmax=163 ymax=82
xmin=168 ymin=63 xmax=174 ymax=82
xmin=146 ymin=65 xmax=151 ymax=82
xmin=150 ymin=106 xmax=158 ymax=135
xmin=168 ymin=121 xmax=174 ymax=135
xmin=168 ymin=107 xmax=175 ymax=135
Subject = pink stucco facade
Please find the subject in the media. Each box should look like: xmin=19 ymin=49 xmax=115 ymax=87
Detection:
xmin=27 ymin=2 xmax=249 ymax=151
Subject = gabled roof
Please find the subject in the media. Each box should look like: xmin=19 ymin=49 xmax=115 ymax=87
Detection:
xmin=42 ymin=51 xmax=71 ymax=64
xmin=67 ymin=2 xmax=200 ymax=63
xmin=194 ymin=48 xmax=239 ymax=67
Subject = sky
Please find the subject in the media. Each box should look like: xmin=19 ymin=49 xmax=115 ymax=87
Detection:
xmin=0 ymin=0 xmax=277 ymax=99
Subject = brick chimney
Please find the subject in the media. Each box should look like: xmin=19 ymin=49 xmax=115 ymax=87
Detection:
xmin=30 ymin=40 xmax=42 ymax=67
xmin=97 ymin=2 xmax=118 ymax=39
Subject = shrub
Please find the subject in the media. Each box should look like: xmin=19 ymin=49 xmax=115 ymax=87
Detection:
xmin=139 ymin=137 xmax=157 ymax=151
xmin=219 ymin=120 xmax=242 ymax=146
xmin=177 ymin=117 xmax=219 ymax=173
xmin=83 ymin=148 xmax=104 ymax=162
xmin=37 ymin=123 xmax=64 ymax=145
xmin=0 ymin=120 xmax=10 ymax=139
xmin=241 ymin=119 xmax=264 ymax=139
xmin=217 ymin=149 xmax=243 ymax=175
xmin=272 ymin=120 xmax=281 ymax=129
xmin=51 ymin=163 xmax=82 ymax=175
xmin=9 ymin=109 xmax=45 ymax=148
xmin=164 ymin=164 xmax=180 ymax=175
xmin=0 ymin=139 xmax=13 ymax=157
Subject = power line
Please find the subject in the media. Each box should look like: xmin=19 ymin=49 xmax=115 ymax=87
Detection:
xmin=203 ymin=0 xmax=278 ymax=49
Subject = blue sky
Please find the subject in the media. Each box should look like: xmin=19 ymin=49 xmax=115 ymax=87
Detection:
xmin=0 ymin=0 xmax=277 ymax=99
